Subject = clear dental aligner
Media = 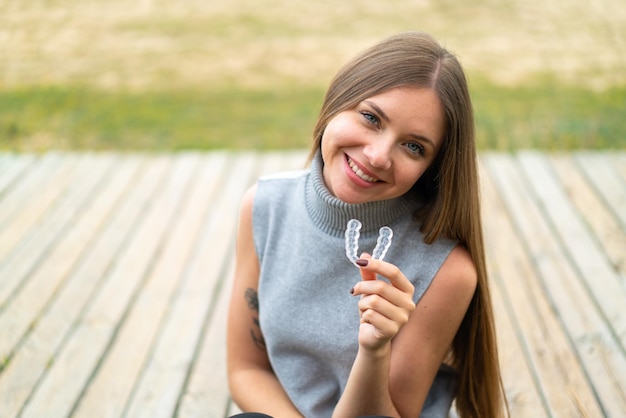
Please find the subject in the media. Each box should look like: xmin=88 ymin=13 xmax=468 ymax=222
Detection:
xmin=345 ymin=219 xmax=362 ymax=265
xmin=345 ymin=219 xmax=394 ymax=266
xmin=372 ymin=226 xmax=393 ymax=261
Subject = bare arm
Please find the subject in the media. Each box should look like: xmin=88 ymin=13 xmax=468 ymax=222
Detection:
xmin=333 ymin=246 xmax=477 ymax=417
xmin=226 ymin=185 xmax=303 ymax=417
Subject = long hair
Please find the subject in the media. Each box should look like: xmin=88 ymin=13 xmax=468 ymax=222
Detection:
xmin=308 ymin=32 xmax=508 ymax=418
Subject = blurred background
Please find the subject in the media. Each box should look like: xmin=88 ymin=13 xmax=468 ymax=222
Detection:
xmin=1 ymin=0 xmax=625 ymax=152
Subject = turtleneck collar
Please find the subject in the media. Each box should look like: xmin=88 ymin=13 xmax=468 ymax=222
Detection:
xmin=305 ymin=150 xmax=421 ymax=238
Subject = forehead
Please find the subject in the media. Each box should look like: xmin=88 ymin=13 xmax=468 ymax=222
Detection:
xmin=365 ymin=86 xmax=441 ymax=110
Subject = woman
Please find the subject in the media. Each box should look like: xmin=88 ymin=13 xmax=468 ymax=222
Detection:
xmin=227 ymin=31 xmax=508 ymax=417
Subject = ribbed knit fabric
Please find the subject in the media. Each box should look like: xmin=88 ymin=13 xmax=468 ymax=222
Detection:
xmin=252 ymin=152 xmax=457 ymax=417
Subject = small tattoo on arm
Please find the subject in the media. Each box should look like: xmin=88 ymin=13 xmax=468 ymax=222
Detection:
xmin=245 ymin=288 xmax=259 ymax=311
xmin=244 ymin=288 xmax=266 ymax=351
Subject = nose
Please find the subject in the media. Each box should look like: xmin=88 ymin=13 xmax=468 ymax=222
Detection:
xmin=362 ymin=138 xmax=393 ymax=170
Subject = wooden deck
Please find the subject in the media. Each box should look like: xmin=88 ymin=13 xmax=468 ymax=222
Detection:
xmin=0 ymin=150 xmax=624 ymax=418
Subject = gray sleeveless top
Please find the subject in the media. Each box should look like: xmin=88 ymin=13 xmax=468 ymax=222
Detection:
xmin=253 ymin=153 xmax=457 ymax=417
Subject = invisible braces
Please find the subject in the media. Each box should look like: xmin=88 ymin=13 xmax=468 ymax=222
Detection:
xmin=345 ymin=219 xmax=394 ymax=265
xmin=345 ymin=219 xmax=362 ymax=264
xmin=372 ymin=226 xmax=393 ymax=261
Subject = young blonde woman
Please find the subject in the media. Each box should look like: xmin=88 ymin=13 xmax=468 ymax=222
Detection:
xmin=227 ymin=31 xmax=508 ymax=418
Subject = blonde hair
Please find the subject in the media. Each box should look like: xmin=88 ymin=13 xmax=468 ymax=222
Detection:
xmin=308 ymin=32 xmax=508 ymax=418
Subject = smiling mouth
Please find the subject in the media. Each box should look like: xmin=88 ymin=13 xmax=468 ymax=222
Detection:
xmin=347 ymin=157 xmax=380 ymax=183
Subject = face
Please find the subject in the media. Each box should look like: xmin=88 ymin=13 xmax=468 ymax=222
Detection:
xmin=320 ymin=87 xmax=445 ymax=204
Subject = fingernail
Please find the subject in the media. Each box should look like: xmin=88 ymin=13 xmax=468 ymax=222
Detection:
xmin=355 ymin=259 xmax=368 ymax=267
xmin=349 ymin=287 xmax=354 ymax=294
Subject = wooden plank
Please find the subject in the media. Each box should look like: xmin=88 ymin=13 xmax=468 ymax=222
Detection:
xmin=485 ymin=153 xmax=626 ymax=417
xmin=0 ymin=153 xmax=74 ymax=266
xmin=575 ymin=152 xmax=626 ymax=231
xmin=549 ymin=154 xmax=626 ymax=283
xmin=0 ymin=153 xmax=61 ymax=234
xmin=518 ymin=151 xmax=626 ymax=350
xmin=481 ymin=154 xmax=603 ymax=417
xmin=177 ymin=152 xmax=306 ymax=418
xmin=179 ymin=259 xmax=236 ymax=418
xmin=64 ymin=154 xmax=198 ymax=417
xmin=0 ymin=154 xmax=144 ymax=417
xmin=121 ymin=153 xmax=257 ymax=418
xmin=612 ymin=152 xmax=626 ymax=183
xmin=518 ymin=152 xmax=626 ymax=416
xmin=18 ymin=155 xmax=189 ymax=418
xmin=479 ymin=158 xmax=549 ymax=417
xmin=70 ymin=153 xmax=232 ymax=417
xmin=0 ymin=155 xmax=117 ymax=359
xmin=0 ymin=153 xmax=66 ymax=230
xmin=7 ymin=155 xmax=166 ymax=417
xmin=0 ymin=154 xmax=110 ymax=308
xmin=0 ymin=154 xmax=36 ymax=199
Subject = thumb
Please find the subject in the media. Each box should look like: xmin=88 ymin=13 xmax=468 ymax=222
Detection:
xmin=357 ymin=253 xmax=376 ymax=281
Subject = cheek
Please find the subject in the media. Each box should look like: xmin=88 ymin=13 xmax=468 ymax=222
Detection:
xmin=397 ymin=165 xmax=427 ymax=190
xmin=322 ymin=121 xmax=342 ymax=145
xmin=322 ymin=115 xmax=360 ymax=146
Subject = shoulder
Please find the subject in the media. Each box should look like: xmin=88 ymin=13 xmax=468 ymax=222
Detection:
xmin=442 ymin=245 xmax=477 ymax=281
xmin=240 ymin=168 xmax=307 ymax=214
xmin=259 ymin=168 xmax=308 ymax=182
xmin=429 ymin=244 xmax=477 ymax=306
xmin=253 ymin=168 xmax=308 ymax=202
xmin=253 ymin=169 xmax=309 ymax=218
xmin=408 ymin=244 xmax=477 ymax=334
xmin=240 ymin=183 xmax=257 ymax=213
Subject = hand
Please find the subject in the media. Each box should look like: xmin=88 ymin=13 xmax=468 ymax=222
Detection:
xmin=352 ymin=253 xmax=416 ymax=352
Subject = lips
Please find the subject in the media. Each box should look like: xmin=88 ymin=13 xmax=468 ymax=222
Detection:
xmin=347 ymin=156 xmax=380 ymax=183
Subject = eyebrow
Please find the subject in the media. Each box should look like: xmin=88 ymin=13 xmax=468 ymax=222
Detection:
xmin=363 ymin=100 xmax=437 ymax=149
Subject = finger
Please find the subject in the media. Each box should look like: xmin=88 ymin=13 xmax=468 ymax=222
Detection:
xmin=355 ymin=257 xmax=414 ymax=294
xmin=358 ymin=293 xmax=413 ymax=325
xmin=360 ymin=309 xmax=402 ymax=338
xmin=357 ymin=252 xmax=376 ymax=281
xmin=353 ymin=279 xmax=408 ymax=308
xmin=352 ymin=272 xmax=414 ymax=310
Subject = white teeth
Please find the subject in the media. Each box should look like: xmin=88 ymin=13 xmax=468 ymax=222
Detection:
xmin=348 ymin=159 xmax=378 ymax=183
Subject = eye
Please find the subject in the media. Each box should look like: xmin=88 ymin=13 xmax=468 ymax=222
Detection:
xmin=404 ymin=141 xmax=425 ymax=156
xmin=360 ymin=111 xmax=380 ymax=127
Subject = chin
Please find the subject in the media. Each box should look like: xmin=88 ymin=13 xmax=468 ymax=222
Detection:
xmin=331 ymin=187 xmax=361 ymax=204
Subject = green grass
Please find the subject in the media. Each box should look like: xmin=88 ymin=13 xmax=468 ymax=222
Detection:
xmin=0 ymin=86 xmax=324 ymax=151
xmin=471 ymin=76 xmax=626 ymax=150
xmin=1 ymin=80 xmax=624 ymax=151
